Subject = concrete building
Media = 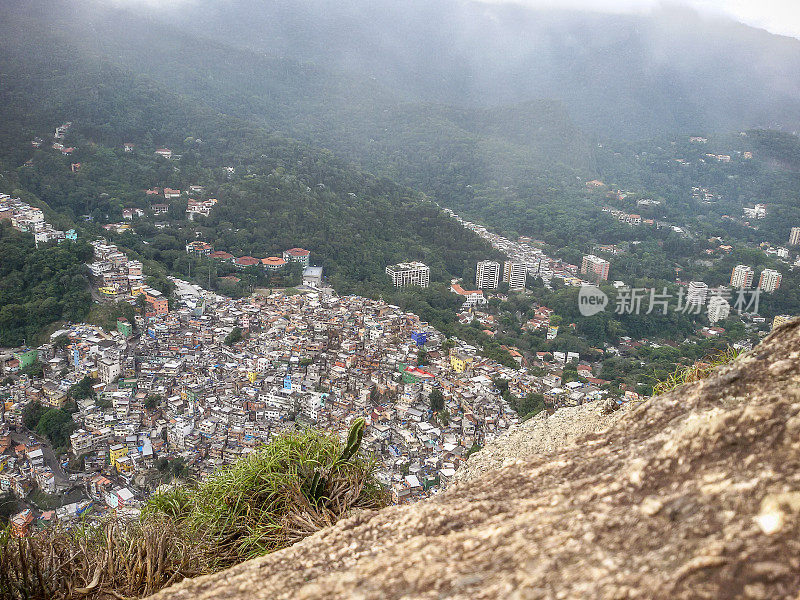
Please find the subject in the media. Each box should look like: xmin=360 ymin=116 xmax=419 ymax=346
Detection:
xmin=386 ymin=262 xmax=430 ymax=288
xmin=144 ymin=288 xmax=169 ymax=317
xmin=789 ymin=227 xmax=800 ymax=246
xmin=98 ymin=358 xmax=121 ymax=384
xmin=580 ymin=255 xmax=610 ymax=282
xmin=282 ymin=248 xmax=311 ymax=267
xmin=302 ymin=266 xmax=323 ymax=288
xmin=730 ymin=265 xmax=754 ymax=289
xmin=687 ymin=281 xmax=709 ymax=306
xmin=503 ymin=261 xmax=527 ymax=291
xmin=758 ymin=269 xmax=782 ymax=292
xmin=707 ymin=297 xmax=731 ymax=324
xmin=475 ymin=260 xmax=501 ymax=290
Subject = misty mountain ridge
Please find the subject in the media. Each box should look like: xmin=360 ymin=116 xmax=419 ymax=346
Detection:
xmin=123 ymin=0 xmax=800 ymax=138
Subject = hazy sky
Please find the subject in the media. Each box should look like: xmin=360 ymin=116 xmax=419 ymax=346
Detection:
xmin=477 ymin=0 xmax=800 ymax=38
xmin=109 ymin=0 xmax=800 ymax=39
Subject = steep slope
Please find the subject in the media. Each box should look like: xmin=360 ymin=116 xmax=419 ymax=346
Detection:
xmin=0 ymin=1 xmax=593 ymax=207
xmin=0 ymin=22 xmax=502 ymax=298
xmin=153 ymin=318 xmax=800 ymax=599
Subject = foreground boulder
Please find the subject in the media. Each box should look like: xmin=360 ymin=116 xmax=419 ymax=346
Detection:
xmin=152 ymin=320 xmax=800 ymax=600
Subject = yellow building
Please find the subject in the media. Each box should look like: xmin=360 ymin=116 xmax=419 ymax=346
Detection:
xmin=450 ymin=350 xmax=474 ymax=374
xmin=109 ymin=443 xmax=129 ymax=469
xmin=773 ymin=315 xmax=794 ymax=330
xmin=115 ymin=455 xmax=134 ymax=474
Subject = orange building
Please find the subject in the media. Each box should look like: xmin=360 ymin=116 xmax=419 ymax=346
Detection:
xmin=10 ymin=509 xmax=34 ymax=537
xmin=145 ymin=289 xmax=169 ymax=317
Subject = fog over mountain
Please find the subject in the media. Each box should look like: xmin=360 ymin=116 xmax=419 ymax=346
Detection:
xmin=109 ymin=0 xmax=800 ymax=137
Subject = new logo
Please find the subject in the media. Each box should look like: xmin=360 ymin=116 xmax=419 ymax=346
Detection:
xmin=578 ymin=285 xmax=608 ymax=316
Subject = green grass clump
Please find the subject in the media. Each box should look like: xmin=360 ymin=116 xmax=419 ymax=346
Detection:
xmin=145 ymin=419 xmax=383 ymax=567
xmin=651 ymin=347 xmax=742 ymax=396
xmin=0 ymin=420 xmax=387 ymax=600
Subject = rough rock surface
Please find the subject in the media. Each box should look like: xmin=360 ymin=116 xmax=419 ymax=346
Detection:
xmin=453 ymin=397 xmax=627 ymax=483
xmin=152 ymin=320 xmax=800 ymax=600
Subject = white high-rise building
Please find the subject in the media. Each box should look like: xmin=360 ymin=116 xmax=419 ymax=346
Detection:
xmin=687 ymin=281 xmax=709 ymax=306
xmin=730 ymin=265 xmax=754 ymax=289
xmin=503 ymin=261 xmax=527 ymax=291
xmin=789 ymin=227 xmax=800 ymax=246
xmin=386 ymin=262 xmax=430 ymax=288
xmin=758 ymin=269 xmax=782 ymax=292
xmin=475 ymin=260 xmax=501 ymax=290
xmin=707 ymin=297 xmax=731 ymax=324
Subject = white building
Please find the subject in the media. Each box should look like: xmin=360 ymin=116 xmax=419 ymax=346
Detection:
xmin=98 ymin=358 xmax=121 ymax=384
xmin=758 ymin=269 xmax=782 ymax=292
xmin=475 ymin=260 xmax=500 ymax=290
xmin=730 ymin=265 xmax=754 ymax=289
xmin=302 ymin=266 xmax=323 ymax=288
xmin=790 ymin=227 xmax=800 ymax=246
xmin=707 ymin=297 xmax=731 ymax=324
xmin=386 ymin=262 xmax=430 ymax=288
xmin=503 ymin=261 xmax=527 ymax=291
xmin=687 ymin=281 xmax=709 ymax=306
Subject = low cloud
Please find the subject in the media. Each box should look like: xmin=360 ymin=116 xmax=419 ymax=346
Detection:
xmin=475 ymin=0 xmax=800 ymax=38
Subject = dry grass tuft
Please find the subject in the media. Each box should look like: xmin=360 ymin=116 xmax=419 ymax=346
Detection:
xmin=651 ymin=347 xmax=742 ymax=396
xmin=0 ymin=420 xmax=387 ymax=600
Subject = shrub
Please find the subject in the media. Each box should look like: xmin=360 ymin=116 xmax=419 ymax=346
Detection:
xmin=0 ymin=421 xmax=387 ymax=600
xmin=651 ymin=347 xmax=742 ymax=396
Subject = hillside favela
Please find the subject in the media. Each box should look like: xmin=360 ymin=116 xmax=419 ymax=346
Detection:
xmin=1 ymin=1 xmax=800 ymax=598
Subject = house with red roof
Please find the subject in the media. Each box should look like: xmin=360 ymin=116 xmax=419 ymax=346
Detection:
xmin=262 ymin=256 xmax=287 ymax=270
xmin=282 ymin=248 xmax=310 ymax=267
xmin=209 ymin=251 xmax=234 ymax=262
xmin=234 ymin=256 xmax=260 ymax=268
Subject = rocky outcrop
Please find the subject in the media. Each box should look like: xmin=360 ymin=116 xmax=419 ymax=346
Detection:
xmin=453 ymin=397 xmax=627 ymax=484
xmin=152 ymin=319 xmax=800 ymax=600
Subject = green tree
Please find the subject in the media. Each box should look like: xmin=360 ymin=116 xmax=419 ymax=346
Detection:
xmin=429 ymin=388 xmax=445 ymax=412
xmin=225 ymin=327 xmax=243 ymax=346
xmin=144 ymin=394 xmax=162 ymax=410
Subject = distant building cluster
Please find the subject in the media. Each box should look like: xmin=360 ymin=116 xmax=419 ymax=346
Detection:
xmin=88 ymin=240 xmax=144 ymax=301
xmin=729 ymin=264 xmax=781 ymax=292
xmin=187 ymin=244 xmax=316 ymax=282
xmin=0 ymin=195 xmax=76 ymax=247
xmin=743 ymin=204 xmax=767 ymax=220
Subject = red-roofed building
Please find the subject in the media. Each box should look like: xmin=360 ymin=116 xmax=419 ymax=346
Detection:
xmin=262 ymin=256 xmax=287 ymax=270
xmin=186 ymin=241 xmax=213 ymax=256
xmin=450 ymin=283 xmax=486 ymax=307
xmin=282 ymin=248 xmax=311 ymax=267
xmin=235 ymin=256 xmax=260 ymax=268
xmin=209 ymin=251 xmax=234 ymax=262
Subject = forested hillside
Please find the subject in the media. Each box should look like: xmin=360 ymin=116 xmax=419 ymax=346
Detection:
xmin=0 ymin=224 xmax=91 ymax=346
xmin=0 ymin=11 xmax=511 ymax=344
xmin=0 ymin=31 xmax=500 ymax=261
xmin=130 ymin=0 xmax=800 ymax=137
xmin=0 ymin=1 xmax=594 ymax=243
